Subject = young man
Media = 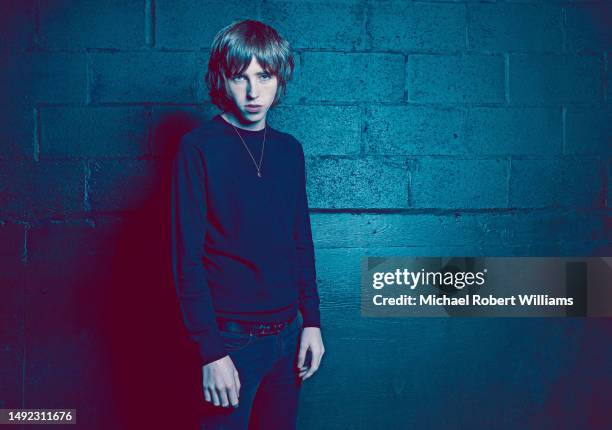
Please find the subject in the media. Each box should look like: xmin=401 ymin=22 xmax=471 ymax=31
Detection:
xmin=170 ymin=19 xmax=325 ymax=429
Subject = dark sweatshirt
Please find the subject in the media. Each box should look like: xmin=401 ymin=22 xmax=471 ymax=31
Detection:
xmin=170 ymin=113 xmax=321 ymax=365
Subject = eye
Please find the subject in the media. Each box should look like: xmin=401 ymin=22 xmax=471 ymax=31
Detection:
xmin=232 ymin=75 xmax=244 ymax=81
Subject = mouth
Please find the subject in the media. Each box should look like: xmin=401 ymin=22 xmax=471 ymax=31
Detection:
xmin=245 ymin=105 xmax=263 ymax=113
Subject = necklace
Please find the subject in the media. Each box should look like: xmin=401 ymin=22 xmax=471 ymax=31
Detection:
xmin=230 ymin=123 xmax=266 ymax=178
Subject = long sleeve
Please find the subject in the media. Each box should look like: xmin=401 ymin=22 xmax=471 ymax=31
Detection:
xmin=170 ymin=137 xmax=227 ymax=366
xmin=293 ymin=139 xmax=321 ymax=327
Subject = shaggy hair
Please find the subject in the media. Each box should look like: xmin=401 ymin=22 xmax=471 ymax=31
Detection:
xmin=205 ymin=19 xmax=294 ymax=112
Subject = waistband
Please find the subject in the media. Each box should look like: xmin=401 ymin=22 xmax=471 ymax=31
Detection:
xmin=216 ymin=312 xmax=298 ymax=336
xmin=214 ymin=302 xmax=298 ymax=324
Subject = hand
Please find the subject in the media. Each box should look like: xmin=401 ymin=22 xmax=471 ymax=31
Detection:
xmin=297 ymin=327 xmax=325 ymax=381
xmin=202 ymin=355 xmax=241 ymax=408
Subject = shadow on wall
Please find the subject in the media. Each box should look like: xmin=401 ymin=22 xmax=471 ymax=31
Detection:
xmin=73 ymin=110 xmax=208 ymax=429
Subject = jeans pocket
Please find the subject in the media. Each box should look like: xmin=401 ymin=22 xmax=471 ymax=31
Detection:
xmin=218 ymin=331 xmax=254 ymax=352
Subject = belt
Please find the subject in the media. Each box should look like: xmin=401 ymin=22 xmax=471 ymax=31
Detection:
xmin=216 ymin=313 xmax=297 ymax=336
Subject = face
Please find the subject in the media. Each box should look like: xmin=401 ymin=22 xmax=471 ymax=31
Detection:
xmin=223 ymin=56 xmax=278 ymax=130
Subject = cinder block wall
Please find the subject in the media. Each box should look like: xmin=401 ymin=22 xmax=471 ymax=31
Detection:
xmin=1 ymin=1 xmax=610 ymax=429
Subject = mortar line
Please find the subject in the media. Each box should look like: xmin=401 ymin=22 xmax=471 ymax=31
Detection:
xmin=362 ymin=0 xmax=369 ymax=51
xmin=603 ymin=52 xmax=608 ymax=105
xmin=561 ymin=6 xmax=566 ymax=53
xmin=404 ymin=54 xmax=409 ymax=104
xmin=84 ymin=161 xmax=91 ymax=212
xmin=561 ymin=106 xmax=566 ymax=155
xmin=85 ymin=52 xmax=92 ymax=105
xmin=145 ymin=0 xmax=155 ymax=48
xmin=506 ymin=157 xmax=512 ymax=209
xmin=33 ymin=0 xmax=41 ymax=49
xmin=504 ymin=53 xmax=510 ymax=105
xmin=464 ymin=2 xmax=469 ymax=51
xmin=33 ymin=107 xmax=40 ymax=162
xmin=359 ymin=104 xmax=363 ymax=156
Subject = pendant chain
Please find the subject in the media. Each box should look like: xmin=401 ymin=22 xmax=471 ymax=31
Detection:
xmin=230 ymin=123 xmax=266 ymax=178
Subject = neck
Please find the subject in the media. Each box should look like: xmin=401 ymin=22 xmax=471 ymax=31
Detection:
xmin=221 ymin=111 xmax=266 ymax=131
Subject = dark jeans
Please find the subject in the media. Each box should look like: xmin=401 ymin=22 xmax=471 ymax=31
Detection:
xmin=199 ymin=312 xmax=304 ymax=430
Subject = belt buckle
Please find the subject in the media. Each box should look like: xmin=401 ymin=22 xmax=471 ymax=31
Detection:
xmin=257 ymin=322 xmax=284 ymax=336
xmin=258 ymin=323 xmax=274 ymax=336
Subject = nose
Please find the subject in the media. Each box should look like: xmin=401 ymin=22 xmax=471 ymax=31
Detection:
xmin=246 ymin=80 xmax=259 ymax=99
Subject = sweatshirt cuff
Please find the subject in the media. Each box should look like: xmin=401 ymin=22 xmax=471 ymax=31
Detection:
xmin=300 ymin=301 xmax=321 ymax=328
xmin=194 ymin=331 xmax=228 ymax=366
